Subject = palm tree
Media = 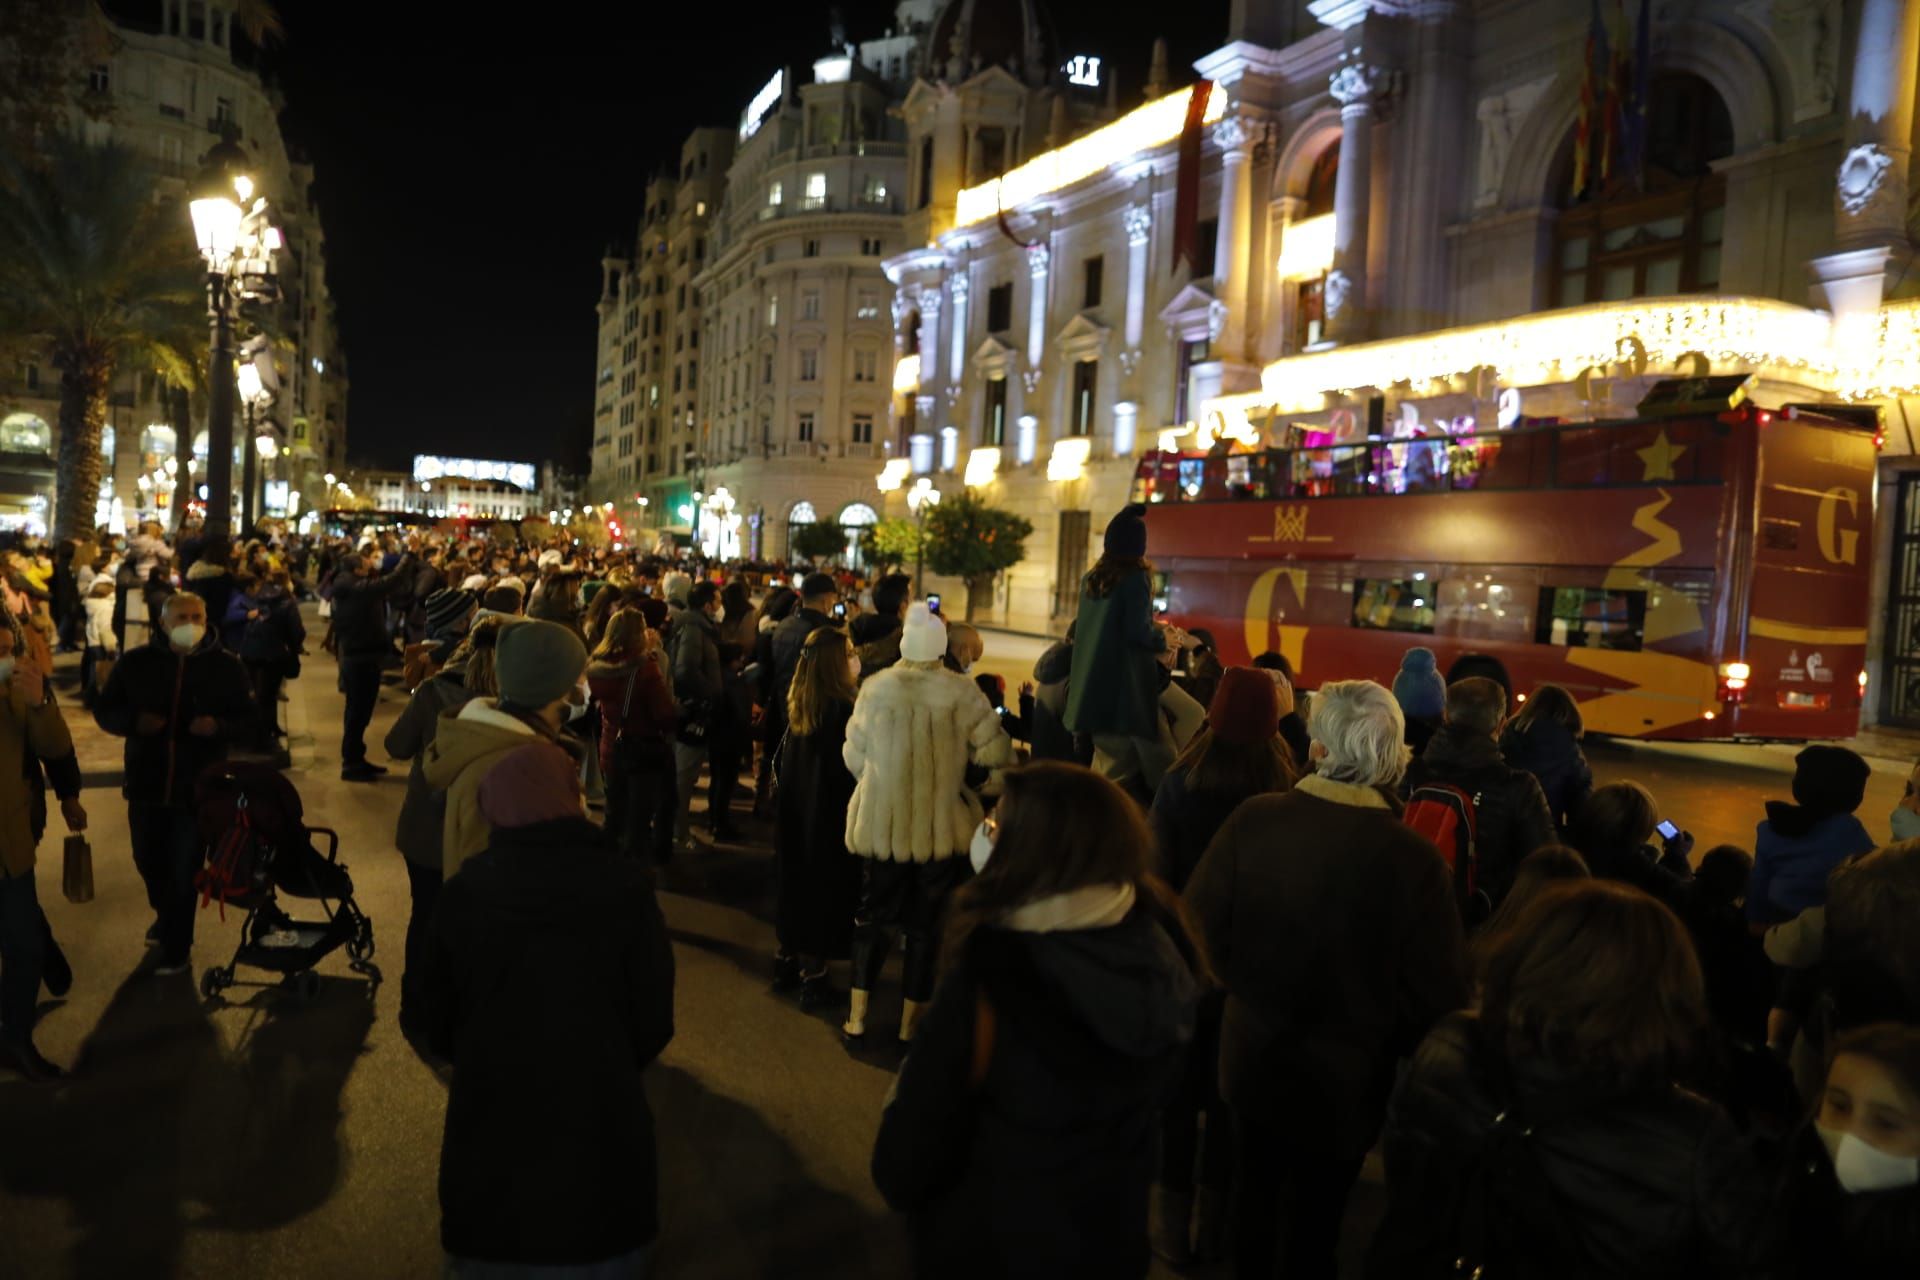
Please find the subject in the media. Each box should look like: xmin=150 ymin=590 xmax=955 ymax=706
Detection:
xmin=0 ymin=134 xmax=205 ymax=539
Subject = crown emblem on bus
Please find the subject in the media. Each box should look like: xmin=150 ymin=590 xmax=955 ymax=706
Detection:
xmin=1273 ymin=506 xmax=1309 ymax=542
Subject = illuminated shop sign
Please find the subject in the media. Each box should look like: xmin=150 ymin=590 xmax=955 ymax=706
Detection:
xmin=1064 ymin=55 xmax=1102 ymax=88
xmin=740 ymin=70 xmax=784 ymax=140
xmin=413 ymin=455 xmax=538 ymax=490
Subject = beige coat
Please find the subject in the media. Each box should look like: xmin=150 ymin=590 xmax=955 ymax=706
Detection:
xmin=1 ymin=676 xmax=75 ymax=876
xmin=422 ymin=699 xmax=543 ymax=877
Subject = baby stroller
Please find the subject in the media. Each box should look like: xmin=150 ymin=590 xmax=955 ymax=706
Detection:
xmin=193 ymin=761 xmax=380 ymax=1001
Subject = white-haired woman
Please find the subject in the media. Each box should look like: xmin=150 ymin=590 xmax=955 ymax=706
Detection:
xmin=1182 ymin=679 xmax=1469 ymax=1280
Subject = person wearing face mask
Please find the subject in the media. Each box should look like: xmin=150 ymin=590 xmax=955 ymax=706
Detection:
xmin=424 ymin=619 xmax=589 ymax=879
xmin=666 ymin=581 xmax=725 ymax=853
xmin=93 ymin=590 xmax=254 ymax=975
xmin=1780 ymin=1022 xmax=1920 ymax=1276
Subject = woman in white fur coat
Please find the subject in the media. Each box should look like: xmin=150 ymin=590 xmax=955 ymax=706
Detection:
xmin=842 ymin=602 xmax=1012 ymax=1044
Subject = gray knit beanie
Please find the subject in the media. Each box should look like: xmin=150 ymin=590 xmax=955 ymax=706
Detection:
xmin=494 ymin=619 xmax=587 ymax=707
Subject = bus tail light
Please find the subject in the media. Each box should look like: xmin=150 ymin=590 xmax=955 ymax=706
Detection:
xmin=1860 ymin=669 xmax=1870 ymax=695
xmin=1717 ymin=661 xmax=1750 ymax=703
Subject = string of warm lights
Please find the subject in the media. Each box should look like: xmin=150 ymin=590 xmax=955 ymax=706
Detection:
xmin=953 ymin=83 xmax=1226 ymax=229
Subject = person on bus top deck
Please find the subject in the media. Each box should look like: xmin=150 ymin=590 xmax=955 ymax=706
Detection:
xmin=1066 ymin=507 xmax=1172 ymax=798
xmin=1749 ymin=745 xmax=1875 ymax=928
xmin=1401 ymin=676 xmax=1557 ymax=910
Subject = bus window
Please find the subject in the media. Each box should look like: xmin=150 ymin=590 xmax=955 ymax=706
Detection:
xmin=1352 ymin=578 xmax=1436 ymax=634
xmin=1436 ymin=573 xmax=1535 ymax=645
xmin=1536 ymin=586 xmax=1646 ymax=650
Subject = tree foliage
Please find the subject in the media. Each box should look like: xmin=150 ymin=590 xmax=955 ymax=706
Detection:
xmin=923 ymin=491 xmax=1033 ymax=619
xmin=790 ymin=520 xmax=848 ymax=563
xmin=859 ymin=517 xmax=922 ymax=572
xmin=0 ymin=135 xmax=205 ymax=537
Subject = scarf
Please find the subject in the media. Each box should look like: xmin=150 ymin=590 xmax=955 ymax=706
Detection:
xmin=1003 ymin=882 xmax=1137 ymax=933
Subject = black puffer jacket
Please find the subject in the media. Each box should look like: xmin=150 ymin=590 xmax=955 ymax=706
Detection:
xmin=1498 ymin=717 xmax=1593 ymax=832
xmin=872 ymin=910 xmax=1198 ymax=1279
xmin=92 ymin=630 xmax=255 ymax=807
xmin=1405 ymin=724 xmax=1557 ymax=906
xmin=1368 ymin=1012 xmax=1789 ymax=1280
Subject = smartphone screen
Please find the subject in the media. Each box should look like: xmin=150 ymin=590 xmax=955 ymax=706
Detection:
xmin=927 ymin=593 xmax=941 ymax=612
xmin=1656 ymin=820 xmax=1679 ymax=840
xmin=833 ymin=602 xmax=847 ymax=620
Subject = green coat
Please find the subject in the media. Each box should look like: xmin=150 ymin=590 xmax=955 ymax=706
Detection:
xmin=1064 ymin=568 xmax=1165 ymax=737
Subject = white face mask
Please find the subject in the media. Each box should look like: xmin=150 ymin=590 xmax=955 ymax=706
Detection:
xmin=713 ymin=605 xmax=728 ymax=625
xmin=566 ymin=680 xmax=591 ymax=722
xmin=1818 ymin=1124 xmax=1920 ymax=1194
xmin=169 ymin=622 xmax=205 ymax=651
xmin=969 ymin=819 xmax=997 ymax=874
xmin=0 ymin=657 xmax=14 ymax=685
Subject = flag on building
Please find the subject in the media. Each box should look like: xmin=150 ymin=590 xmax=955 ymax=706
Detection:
xmin=1571 ymin=0 xmax=1610 ymax=199
xmin=1171 ymin=80 xmax=1215 ymax=275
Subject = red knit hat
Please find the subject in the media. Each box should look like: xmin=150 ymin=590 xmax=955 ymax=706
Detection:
xmin=1207 ymin=666 xmax=1281 ymax=746
xmin=478 ymin=741 xmax=583 ymax=829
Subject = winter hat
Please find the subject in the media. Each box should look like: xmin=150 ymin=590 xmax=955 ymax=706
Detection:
xmin=459 ymin=573 xmax=491 ymax=592
xmin=662 ymin=571 xmax=692 ymax=606
xmin=495 ymin=619 xmax=588 ymax=708
xmin=424 ymin=587 xmax=476 ymax=635
xmin=1103 ymin=505 xmax=1148 ymax=559
xmin=478 ymin=742 xmax=583 ymax=829
xmin=900 ymin=601 xmax=948 ymax=663
xmin=1791 ymin=745 xmax=1871 ymax=817
xmin=1208 ymin=666 xmax=1281 ymax=746
xmin=1392 ymin=646 xmax=1447 ymax=723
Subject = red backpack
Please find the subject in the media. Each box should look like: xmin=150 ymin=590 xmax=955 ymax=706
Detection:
xmin=1404 ymin=782 xmax=1490 ymax=923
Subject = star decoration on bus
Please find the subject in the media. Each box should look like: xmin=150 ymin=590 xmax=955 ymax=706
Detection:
xmin=1636 ymin=429 xmax=1687 ymax=481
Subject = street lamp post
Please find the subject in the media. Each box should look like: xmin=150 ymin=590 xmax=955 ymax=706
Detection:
xmin=906 ymin=477 xmax=941 ymax=598
xmin=235 ymin=358 xmax=269 ymax=532
xmin=188 ymin=134 xmax=279 ymax=538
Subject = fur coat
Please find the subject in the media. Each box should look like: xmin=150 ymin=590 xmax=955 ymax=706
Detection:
xmin=844 ymin=659 xmax=1013 ymax=863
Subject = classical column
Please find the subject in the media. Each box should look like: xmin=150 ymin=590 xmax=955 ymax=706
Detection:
xmin=1325 ymin=60 xmax=1386 ymax=346
xmin=947 ymin=271 xmax=969 ymax=384
xmin=1210 ymin=114 xmax=1256 ymax=359
xmin=917 ymin=285 xmax=943 ymax=391
xmin=1123 ymin=203 xmax=1151 ymax=367
xmin=1836 ymin=0 xmax=1920 ymax=248
xmin=1026 ymin=242 xmax=1049 ymax=369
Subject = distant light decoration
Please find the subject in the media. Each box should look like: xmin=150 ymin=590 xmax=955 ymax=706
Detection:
xmin=892 ymin=353 xmax=921 ymax=393
xmin=1047 ymin=437 xmax=1092 ymax=482
xmin=963 ymin=446 xmax=1001 ymax=487
xmin=1064 ymin=55 xmax=1103 ymax=88
xmin=739 ymin=70 xmax=784 ymax=140
xmin=939 ymin=426 xmax=959 ymax=472
xmin=1248 ymin=296 xmax=1837 ymax=414
xmin=413 ymin=454 xmax=538 ymax=490
xmin=1112 ymin=401 xmax=1139 ymax=457
xmin=1497 ymin=387 xmax=1523 ymax=428
xmin=1015 ymin=415 xmax=1038 ymax=465
xmin=813 ymin=54 xmax=851 ymax=84
xmin=1275 ymin=214 xmax=1335 ymax=282
xmin=876 ymin=457 xmax=912 ymax=491
xmin=954 ymin=83 xmax=1225 ymax=228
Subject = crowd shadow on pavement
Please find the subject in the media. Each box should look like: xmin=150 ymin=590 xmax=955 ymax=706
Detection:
xmin=0 ymin=965 xmax=373 ymax=1279
xmin=648 ymin=1063 xmax=909 ymax=1278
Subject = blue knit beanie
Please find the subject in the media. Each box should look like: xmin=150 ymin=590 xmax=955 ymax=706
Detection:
xmin=1392 ymin=646 xmax=1446 ymax=722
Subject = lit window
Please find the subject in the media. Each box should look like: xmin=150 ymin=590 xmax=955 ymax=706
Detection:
xmin=804 ymin=172 xmax=827 ymax=209
xmin=768 ymin=181 xmax=783 ymax=208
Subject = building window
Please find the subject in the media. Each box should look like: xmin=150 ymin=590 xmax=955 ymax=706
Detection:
xmin=87 ymin=64 xmax=110 ymax=94
xmin=1294 ymin=278 xmax=1326 ymax=350
xmin=798 ymin=348 xmax=818 ymax=381
xmin=797 ymin=412 xmax=815 ymax=443
xmin=804 ymin=238 xmax=821 ymax=258
xmin=852 ymin=350 xmax=878 ymax=382
xmin=804 ymin=172 xmax=827 ymax=209
xmin=1083 ymin=255 xmax=1103 ymax=309
xmin=764 ymin=352 xmax=774 ymax=384
xmin=214 ymin=96 xmax=234 ymax=127
xmin=801 ymin=290 xmax=821 ymax=321
xmin=1174 ymin=338 xmax=1210 ymax=423
xmin=861 ymin=174 xmax=887 ymax=206
xmin=856 ymin=290 xmax=879 ymax=319
xmin=852 ymin=413 xmax=874 ymax=444
xmin=987 ymin=282 xmax=1013 ymax=333
xmin=1553 ymin=75 xmax=1732 ymax=305
xmin=766 ymin=294 xmax=778 ymax=326
xmin=917 ymin=136 xmax=934 ymax=209
xmin=768 ymin=181 xmax=783 ymax=209
xmin=860 ymin=237 xmax=883 ymax=255
xmin=984 ymin=376 xmax=1008 ymax=446
xmin=1071 ymin=360 xmax=1098 ymax=436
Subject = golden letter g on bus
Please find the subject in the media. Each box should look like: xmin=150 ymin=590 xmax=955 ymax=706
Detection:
xmin=1816 ymin=486 xmax=1860 ymax=565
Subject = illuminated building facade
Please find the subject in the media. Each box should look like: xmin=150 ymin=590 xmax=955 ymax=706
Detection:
xmin=880 ymin=0 xmax=1920 ymax=734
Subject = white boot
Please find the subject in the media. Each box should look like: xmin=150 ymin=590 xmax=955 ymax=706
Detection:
xmin=899 ymin=997 xmax=926 ymax=1043
xmin=843 ymin=988 xmax=870 ymax=1039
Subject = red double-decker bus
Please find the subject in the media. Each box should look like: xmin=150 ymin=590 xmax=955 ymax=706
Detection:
xmin=1137 ymin=403 xmax=1876 ymax=741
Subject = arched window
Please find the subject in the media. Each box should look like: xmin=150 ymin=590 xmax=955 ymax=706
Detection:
xmin=0 ymin=413 xmax=50 ymax=455
xmin=1303 ymin=146 xmax=1338 ymax=217
xmin=837 ymin=502 xmax=878 ymax=527
xmin=1552 ymin=74 xmax=1732 ymax=306
xmin=788 ymin=500 xmax=817 ymax=524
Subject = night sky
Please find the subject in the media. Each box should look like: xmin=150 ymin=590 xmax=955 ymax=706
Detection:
xmin=263 ymin=0 xmax=1226 ymax=473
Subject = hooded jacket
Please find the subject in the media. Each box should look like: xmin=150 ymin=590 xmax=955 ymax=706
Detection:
xmin=93 ymin=629 xmax=255 ymax=808
xmin=427 ymin=816 xmax=675 ymax=1266
xmin=423 ymin=699 xmax=549 ymax=877
xmin=1368 ymin=1012 xmax=1789 ymax=1280
xmin=872 ymin=908 xmax=1198 ymax=1279
xmin=1184 ymin=773 xmax=1468 ymax=1161
xmin=1499 ymin=716 xmax=1593 ymax=832
xmin=1404 ymin=723 xmax=1558 ymax=907
xmin=843 ymin=659 xmax=1013 ymax=862
xmin=385 ymin=666 xmax=480 ymax=869
xmin=1749 ymin=803 xmax=1875 ymax=925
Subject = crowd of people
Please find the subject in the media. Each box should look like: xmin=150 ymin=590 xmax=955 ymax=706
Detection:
xmin=3 ymin=506 xmax=1919 ymax=1279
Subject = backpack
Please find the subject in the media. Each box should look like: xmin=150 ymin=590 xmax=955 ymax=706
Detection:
xmin=1404 ymin=782 xmax=1492 ymax=924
